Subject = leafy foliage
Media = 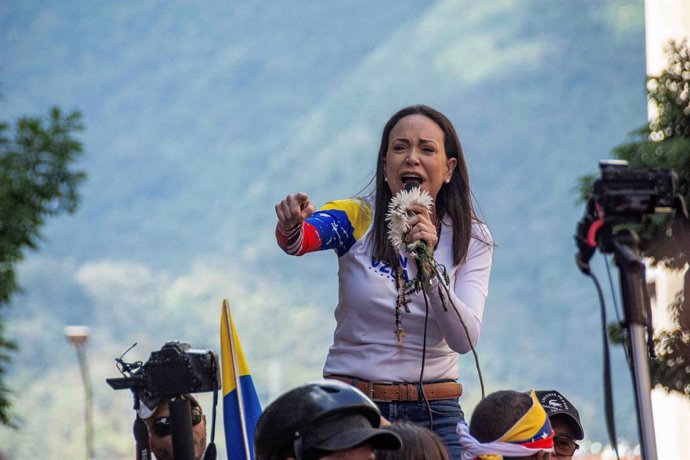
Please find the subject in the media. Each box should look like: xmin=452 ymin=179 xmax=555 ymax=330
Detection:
xmin=579 ymin=39 xmax=690 ymax=398
xmin=648 ymin=40 xmax=690 ymax=143
xmin=0 ymin=107 xmax=86 ymax=425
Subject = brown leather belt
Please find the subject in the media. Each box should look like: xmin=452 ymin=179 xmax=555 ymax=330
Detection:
xmin=325 ymin=375 xmax=462 ymax=402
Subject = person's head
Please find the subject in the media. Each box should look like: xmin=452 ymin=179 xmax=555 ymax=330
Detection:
xmin=459 ymin=390 xmax=554 ymax=460
xmin=141 ymin=394 xmax=207 ymax=460
xmin=535 ymin=391 xmax=584 ymax=460
xmin=377 ymin=105 xmax=460 ymax=204
xmin=371 ymin=105 xmax=480 ymax=267
xmin=374 ymin=421 xmax=449 ymax=460
xmin=254 ymin=380 xmax=401 ymax=460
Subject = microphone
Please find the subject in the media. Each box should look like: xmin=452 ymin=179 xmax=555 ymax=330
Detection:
xmin=404 ymin=180 xmax=429 ymax=249
xmin=404 ymin=181 xmax=432 ymax=284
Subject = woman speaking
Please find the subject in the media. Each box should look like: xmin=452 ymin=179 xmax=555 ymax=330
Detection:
xmin=275 ymin=105 xmax=493 ymax=458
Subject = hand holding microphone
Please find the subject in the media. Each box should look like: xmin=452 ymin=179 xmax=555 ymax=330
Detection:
xmin=403 ymin=181 xmax=438 ymax=286
xmin=403 ymin=181 xmax=438 ymax=252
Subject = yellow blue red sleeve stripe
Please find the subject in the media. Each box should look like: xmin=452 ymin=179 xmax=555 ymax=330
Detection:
xmin=276 ymin=198 xmax=372 ymax=256
xmin=320 ymin=198 xmax=372 ymax=241
xmin=221 ymin=301 xmax=262 ymax=460
xmin=308 ymin=198 xmax=372 ymax=256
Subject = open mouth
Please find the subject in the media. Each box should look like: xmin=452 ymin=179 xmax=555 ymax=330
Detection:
xmin=401 ymin=174 xmax=424 ymax=188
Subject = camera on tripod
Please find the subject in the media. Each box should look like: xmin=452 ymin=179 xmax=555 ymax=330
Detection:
xmin=576 ymin=160 xmax=688 ymax=268
xmin=590 ymin=159 xmax=680 ymax=222
xmin=574 ymin=160 xmax=689 ymax=460
xmin=107 ymin=341 xmax=220 ymax=410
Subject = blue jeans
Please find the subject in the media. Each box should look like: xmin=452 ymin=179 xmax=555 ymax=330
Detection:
xmin=376 ymin=398 xmax=464 ymax=459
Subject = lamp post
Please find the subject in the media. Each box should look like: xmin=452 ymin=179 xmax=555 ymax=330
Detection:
xmin=64 ymin=325 xmax=94 ymax=460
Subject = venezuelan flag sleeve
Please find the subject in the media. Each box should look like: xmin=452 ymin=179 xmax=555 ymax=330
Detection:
xmin=221 ymin=300 xmax=262 ymax=460
xmin=276 ymin=198 xmax=372 ymax=257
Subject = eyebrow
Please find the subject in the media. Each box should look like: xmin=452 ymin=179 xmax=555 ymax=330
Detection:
xmin=391 ymin=137 xmax=438 ymax=145
xmin=418 ymin=138 xmax=438 ymax=145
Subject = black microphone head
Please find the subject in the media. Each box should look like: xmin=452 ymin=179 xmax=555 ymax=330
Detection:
xmin=404 ymin=180 xmax=421 ymax=192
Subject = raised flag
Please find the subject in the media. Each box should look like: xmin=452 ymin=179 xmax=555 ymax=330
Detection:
xmin=221 ymin=299 xmax=262 ymax=460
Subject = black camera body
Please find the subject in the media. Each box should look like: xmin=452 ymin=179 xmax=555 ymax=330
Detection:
xmin=576 ymin=159 xmax=687 ymax=270
xmin=592 ymin=160 xmax=677 ymax=221
xmin=107 ymin=341 xmax=220 ymax=408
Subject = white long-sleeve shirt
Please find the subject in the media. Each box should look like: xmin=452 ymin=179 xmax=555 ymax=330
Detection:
xmin=276 ymin=195 xmax=493 ymax=382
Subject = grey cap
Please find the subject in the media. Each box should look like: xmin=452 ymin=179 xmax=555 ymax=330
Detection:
xmin=535 ymin=390 xmax=584 ymax=440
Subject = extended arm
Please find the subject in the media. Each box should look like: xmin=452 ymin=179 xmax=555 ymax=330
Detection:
xmin=275 ymin=196 xmax=368 ymax=257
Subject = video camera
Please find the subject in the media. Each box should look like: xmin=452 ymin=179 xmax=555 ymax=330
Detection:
xmin=590 ymin=159 xmax=679 ymax=221
xmin=575 ymin=160 xmax=687 ymax=271
xmin=107 ymin=341 xmax=220 ymax=410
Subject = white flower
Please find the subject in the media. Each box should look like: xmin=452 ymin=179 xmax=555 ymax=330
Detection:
xmin=385 ymin=188 xmax=434 ymax=253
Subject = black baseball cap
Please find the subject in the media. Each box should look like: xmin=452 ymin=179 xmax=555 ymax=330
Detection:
xmin=303 ymin=412 xmax=401 ymax=455
xmin=535 ymin=390 xmax=584 ymax=440
xmin=256 ymin=380 xmax=401 ymax=459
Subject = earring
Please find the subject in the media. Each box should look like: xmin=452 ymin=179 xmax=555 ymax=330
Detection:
xmin=384 ymin=177 xmax=388 ymax=182
xmin=445 ymin=178 xmax=450 ymax=183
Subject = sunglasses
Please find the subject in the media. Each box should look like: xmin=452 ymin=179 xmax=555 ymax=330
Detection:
xmin=151 ymin=406 xmax=203 ymax=438
xmin=553 ymin=436 xmax=579 ymax=456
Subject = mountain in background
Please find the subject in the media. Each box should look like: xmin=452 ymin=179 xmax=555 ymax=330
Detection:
xmin=0 ymin=0 xmax=648 ymax=457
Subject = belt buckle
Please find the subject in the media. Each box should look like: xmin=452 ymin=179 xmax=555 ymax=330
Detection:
xmin=373 ymin=382 xmax=394 ymax=403
xmin=366 ymin=382 xmax=375 ymax=400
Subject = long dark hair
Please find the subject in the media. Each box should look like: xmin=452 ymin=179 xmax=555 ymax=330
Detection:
xmin=371 ymin=105 xmax=483 ymax=267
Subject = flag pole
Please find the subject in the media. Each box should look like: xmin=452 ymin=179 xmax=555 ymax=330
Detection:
xmin=224 ymin=299 xmax=252 ymax=459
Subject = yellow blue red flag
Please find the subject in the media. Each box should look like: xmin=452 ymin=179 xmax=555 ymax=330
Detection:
xmin=221 ymin=299 xmax=262 ymax=460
